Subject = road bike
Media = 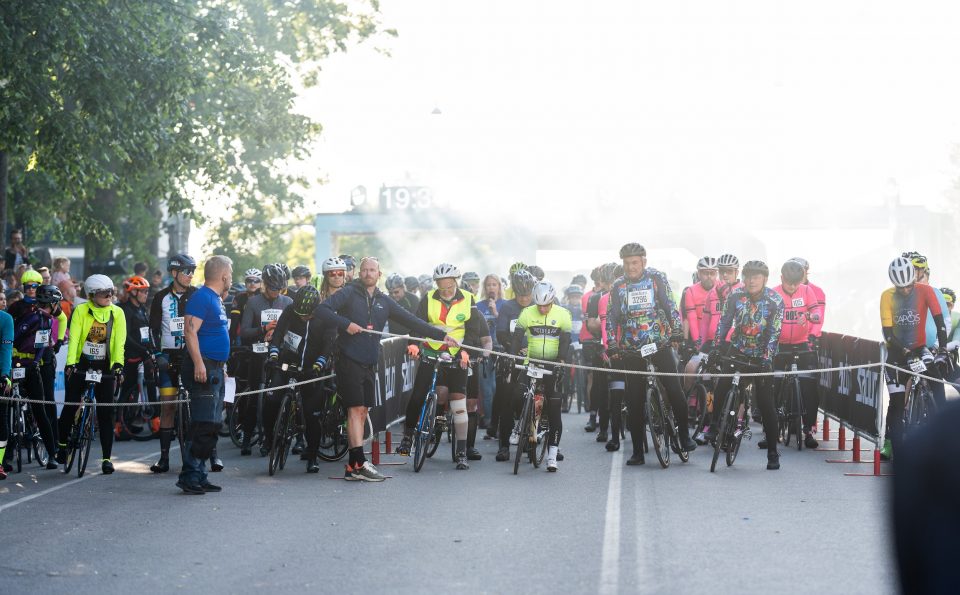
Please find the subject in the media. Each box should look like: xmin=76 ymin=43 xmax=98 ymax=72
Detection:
xmin=511 ymin=362 xmax=552 ymax=475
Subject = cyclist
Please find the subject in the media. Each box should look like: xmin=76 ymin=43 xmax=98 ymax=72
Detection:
xmin=905 ymin=253 xmax=953 ymax=410
xmin=404 ymin=276 xmax=420 ymax=301
xmin=57 ymin=274 xmax=127 ymax=475
xmin=317 ymin=257 xmax=347 ymax=301
xmin=229 ymin=268 xmax=261 ymax=343
xmin=492 ymin=269 xmax=536 ymax=457
xmin=39 ymin=285 xmax=68 ymax=445
xmin=880 ymin=257 xmax=948 ymax=460
xmin=587 ymin=263 xmax=618 ymax=443
xmin=315 ymin=256 xmax=456 ymax=481
xmin=116 ymin=276 xmax=158 ymax=439
xmin=788 ymin=257 xmax=825 ymax=339
xmin=291 ymin=265 xmax=311 ymax=288
xmin=336 ymin=255 xmax=356 ymax=282
xmin=598 ymin=264 xmax=627 ymax=452
xmin=147 ymin=254 xmax=199 ymax=473
xmin=703 ymin=254 xmax=742 ymax=350
xmin=384 ymin=273 xmax=418 ymax=337
xmin=606 ymin=245 xmax=697 ymax=465
xmin=238 ymin=263 xmax=292 ymax=456
xmin=463 ymin=294 xmax=494 ymax=461
xmin=771 ymin=260 xmax=823 ymax=449
xmin=265 ymin=285 xmax=330 ymax=472
xmin=580 ymin=267 xmax=601 ymax=431
xmin=942 ymin=288 xmax=959 ymax=339
xmin=417 ymin=273 xmax=434 ymax=296
xmin=397 ymin=263 xmax=490 ymax=470
xmin=462 ymin=271 xmax=481 ymax=299
xmin=684 ymin=257 xmax=718 ymax=350
xmin=9 ymin=282 xmax=59 ymax=469
xmin=0 ymin=304 xmax=13 ymax=479
xmin=503 ymin=261 xmax=527 ymax=301
xmin=507 ymin=281 xmax=571 ymax=471
xmin=707 ymin=260 xmax=784 ymax=470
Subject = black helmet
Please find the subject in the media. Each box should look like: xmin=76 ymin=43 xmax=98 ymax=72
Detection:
xmin=619 ymin=243 xmax=646 ymax=258
xmin=262 ymin=264 xmax=288 ymax=291
xmin=37 ymin=284 xmax=63 ymax=305
xmin=742 ymin=260 xmax=769 ymax=277
xmin=404 ymin=276 xmax=419 ymax=292
xmin=385 ymin=273 xmax=405 ymax=290
xmin=600 ymin=262 xmax=620 ymax=284
xmin=168 ymin=253 xmax=196 ymax=272
xmin=291 ymin=265 xmax=311 ymax=279
xmin=526 ymin=265 xmax=544 ymax=281
xmin=293 ymin=285 xmax=321 ymax=316
xmin=337 ymin=254 xmax=356 ymax=271
xmin=781 ymin=260 xmax=805 ymax=284
xmin=571 ymin=274 xmax=587 ymax=287
xmin=462 ymin=271 xmax=480 ymax=284
xmin=511 ymin=269 xmax=536 ymax=296
xmin=590 ymin=266 xmax=601 ymax=283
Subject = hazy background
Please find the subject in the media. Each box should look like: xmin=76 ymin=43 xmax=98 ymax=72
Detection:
xmin=229 ymin=1 xmax=960 ymax=339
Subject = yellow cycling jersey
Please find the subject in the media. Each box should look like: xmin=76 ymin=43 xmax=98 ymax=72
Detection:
xmin=516 ymin=303 xmax=572 ymax=363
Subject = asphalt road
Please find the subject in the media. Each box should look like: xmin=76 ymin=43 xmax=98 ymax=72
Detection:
xmin=0 ymin=412 xmax=897 ymax=594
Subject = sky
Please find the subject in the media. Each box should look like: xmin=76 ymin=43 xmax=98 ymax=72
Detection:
xmin=207 ymin=0 xmax=960 ymax=337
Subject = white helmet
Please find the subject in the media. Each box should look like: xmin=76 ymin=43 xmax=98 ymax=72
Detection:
xmin=432 ymin=263 xmax=461 ymax=280
xmin=321 ymin=257 xmax=347 ymax=273
xmin=696 ymin=256 xmax=718 ymax=270
xmin=244 ymin=268 xmax=262 ymax=280
xmin=532 ymin=281 xmax=556 ymax=306
xmin=717 ymin=254 xmax=739 ymax=268
xmin=84 ymin=274 xmax=115 ymax=295
xmin=888 ymin=257 xmax=916 ymax=288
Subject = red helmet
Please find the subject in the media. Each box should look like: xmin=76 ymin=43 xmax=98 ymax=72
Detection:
xmin=123 ymin=275 xmax=150 ymax=291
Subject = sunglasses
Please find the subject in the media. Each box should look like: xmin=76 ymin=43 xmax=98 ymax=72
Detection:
xmin=326 ymin=270 xmax=345 ymax=277
xmin=245 ymin=278 xmax=261 ymax=284
xmin=177 ymin=268 xmax=196 ymax=276
xmin=23 ymin=283 xmax=40 ymax=289
xmin=93 ymin=290 xmax=115 ymax=298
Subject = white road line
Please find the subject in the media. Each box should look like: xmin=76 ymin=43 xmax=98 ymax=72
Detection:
xmin=599 ymin=449 xmax=624 ymax=595
xmin=0 ymin=447 xmax=177 ymax=514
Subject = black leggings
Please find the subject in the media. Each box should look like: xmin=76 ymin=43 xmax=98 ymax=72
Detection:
xmin=592 ymin=370 xmax=609 ymax=432
xmin=12 ymin=367 xmax=57 ymax=458
xmin=713 ymin=372 xmax=777 ymax=453
xmin=773 ymin=347 xmax=820 ymax=432
xmin=59 ymin=371 xmax=116 ymax=459
xmin=261 ymin=369 xmax=323 ymax=455
xmin=241 ymin=354 xmax=268 ymax=439
xmin=508 ymin=371 xmax=563 ymax=446
xmin=39 ymin=357 xmax=58 ymax=443
xmin=620 ymin=347 xmax=690 ymax=455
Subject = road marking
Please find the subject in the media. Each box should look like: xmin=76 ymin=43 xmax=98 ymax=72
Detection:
xmin=599 ymin=449 xmax=624 ymax=595
xmin=0 ymin=447 xmax=177 ymax=514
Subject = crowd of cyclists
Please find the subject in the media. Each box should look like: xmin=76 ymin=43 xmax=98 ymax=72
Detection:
xmin=0 ymin=242 xmax=957 ymax=484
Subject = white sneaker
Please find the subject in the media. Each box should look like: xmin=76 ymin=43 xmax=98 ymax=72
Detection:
xmin=546 ymin=446 xmax=558 ymax=472
xmin=352 ymin=461 xmax=386 ymax=482
xmin=509 ymin=429 xmax=519 ymax=446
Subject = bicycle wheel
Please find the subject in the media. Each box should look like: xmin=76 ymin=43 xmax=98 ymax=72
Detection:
xmin=64 ymin=410 xmax=82 ymax=474
xmin=711 ymin=390 xmax=735 ymax=473
xmin=536 ymin=418 xmax=549 ymax=467
xmin=76 ymin=410 xmax=94 ymax=478
xmin=426 ymin=404 xmax=443 ymax=458
xmin=268 ymin=394 xmax=291 ymax=476
xmin=665 ymin=404 xmax=689 ymax=463
xmin=175 ymin=397 xmax=190 ymax=456
xmin=228 ymin=398 xmax=245 ymax=448
xmin=12 ymin=411 xmax=24 ymax=474
xmin=514 ymin=395 xmax=533 ymax=475
xmin=278 ymin=400 xmax=297 ymax=471
xmin=791 ymin=379 xmax=803 ymax=451
xmin=413 ymin=394 xmax=437 ymax=472
xmin=317 ymin=395 xmax=349 ymax=462
xmin=32 ymin=431 xmax=49 ymax=467
xmin=726 ymin=391 xmax=745 ymax=467
xmin=646 ymin=387 xmax=670 ymax=469
xmin=688 ymin=383 xmax=708 ymax=435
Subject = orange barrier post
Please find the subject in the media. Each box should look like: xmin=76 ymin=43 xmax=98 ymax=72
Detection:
xmin=371 ymin=433 xmax=380 ymax=465
xmin=852 ymin=434 xmax=861 ymax=462
xmin=823 ymin=417 xmax=830 ymax=442
xmin=385 ymin=431 xmax=392 ymax=454
xmin=838 ymin=424 xmax=846 ymax=451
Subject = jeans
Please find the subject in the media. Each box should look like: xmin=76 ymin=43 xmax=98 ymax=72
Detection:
xmin=479 ymin=359 xmax=496 ymax=425
xmin=178 ymin=358 xmax=225 ymax=486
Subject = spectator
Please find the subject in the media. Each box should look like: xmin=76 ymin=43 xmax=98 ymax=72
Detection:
xmin=56 ymin=280 xmax=75 ymax=318
xmin=2 ymin=269 xmax=15 ymax=292
xmin=37 ymin=266 xmax=51 ymax=285
xmin=134 ymin=261 xmax=148 ymax=277
xmin=4 ymin=229 xmax=30 ymax=270
xmin=0 ymin=291 xmax=6 ymax=311
xmin=7 ymin=291 xmax=23 ymax=309
xmin=148 ymin=269 xmax=163 ymax=304
xmin=51 ymin=257 xmax=72 ymax=287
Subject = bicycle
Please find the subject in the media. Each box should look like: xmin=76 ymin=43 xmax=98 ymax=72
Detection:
xmin=774 ymin=349 xmax=809 ymax=451
xmin=709 ymin=353 xmax=756 ymax=473
xmin=511 ymin=362 xmax=552 ymax=475
xmin=228 ymin=350 xmax=267 ymax=450
xmin=267 ymin=363 xmax=307 ymax=476
xmin=64 ymin=369 xmax=116 ymax=478
xmin=900 ymin=350 xmax=940 ymax=441
xmin=685 ymin=353 xmax=712 ymax=442
xmin=115 ymin=358 xmax=159 ymax=442
xmin=412 ymin=352 xmax=458 ymax=472
xmin=8 ymin=367 xmax=29 ymax=473
xmin=315 ymin=375 xmax=349 ymax=462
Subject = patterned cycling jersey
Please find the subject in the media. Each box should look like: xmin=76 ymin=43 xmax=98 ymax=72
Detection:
xmin=516 ymin=303 xmax=572 ymax=363
xmin=805 ymin=281 xmax=826 ymax=337
xmin=715 ymin=287 xmax=784 ymax=362
xmin=683 ymin=282 xmax=713 ymax=347
xmin=702 ymin=281 xmax=743 ymax=344
xmin=605 ymin=268 xmax=682 ymax=351
xmin=773 ymin=284 xmax=822 ymax=345
xmin=880 ymin=285 xmax=942 ymax=351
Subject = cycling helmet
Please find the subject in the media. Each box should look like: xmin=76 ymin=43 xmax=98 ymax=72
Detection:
xmin=888 ymin=257 xmax=916 ymax=288
xmin=385 ymin=273 xmax=405 ymax=290
xmin=244 ymin=268 xmax=262 ymax=281
xmin=788 ymin=257 xmax=809 ymax=271
xmin=273 ymin=263 xmax=291 ymax=278
xmin=293 ymin=285 xmax=321 ymax=316
xmin=462 ymin=271 xmax=480 ymax=284
xmin=321 ymin=257 xmax=347 ymax=273
xmin=717 ymin=254 xmax=739 ymax=268
xmin=261 ymin=263 xmax=288 ymax=291
xmin=590 ymin=266 xmax=601 ymax=283
xmin=291 ymin=265 xmax=311 ymax=279
xmin=123 ymin=275 xmax=150 ymax=291
xmin=901 ymin=251 xmax=929 ymax=270
xmin=337 ymin=254 xmax=356 ymax=270
xmin=599 ymin=262 xmax=620 ymax=284
xmin=20 ymin=269 xmax=42 ymax=285
xmin=696 ymin=256 xmax=717 ymax=270
xmin=511 ymin=269 xmax=536 ymax=296
xmin=508 ymin=262 xmax=527 ymax=276
xmin=404 ymin=276 xmax=420 ymax=292
xmin=84 ymin=274 xmax=115 ymax=295
xmin=781 ymin=260 xmax=805 ymax=284
xmin=565 ymin=284 xmax=584 ymax=296
xmin=432 ymin=263 xmax=461 ymax=281
xmin=167 ymin=253 xmax=196 ymax=272
xmin=941 ymin=287 xmax=956 ymax=305
xmin=36 ymin=284 xmax=63 ymax=305
xmin=619 ymin=243 xmax=646 ymax=258
xmin=741 ymin=260 xmax=769 ymax=277
xmin=572 ymin=274 xmax=587 ymax=287
xmin=532 ymin=282 xmax=556 ymax=306
xmin=527 ymin=265 xmax=545 ymax=281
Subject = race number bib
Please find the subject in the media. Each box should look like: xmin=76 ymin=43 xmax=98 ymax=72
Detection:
xmin=640 ymin=343 xmax=658 ymax=357
xmin=170 ymin=316 xmax=185 ymax=335
xmin=628 ymin=289 xmax=654 ymax=308
xmin=139 ymin=327 xmax=150 ymax=342
xmin=85 ymin=369 xmax=103 ymax=383
xmin=510 ymin=319 xmax=519 ymax=333
xmin=82 ymin=341 xmax=107 ymax=360
xmin=35 ymin=329 xmax=51 ymax=348
xmin=791 ymin=298 xmax=804 ymax=308
xmin=252 ymin=342 xmax=269 ymax=354
xmin=909 ymin=359 xmax=927 ymax=373
xmin=283 ymin=331 xmax=302 ymax=352
xmin=261 ymin=309 xmax=282 ymax=326
xmin=12 ymin=367 xmax=25 ymax=380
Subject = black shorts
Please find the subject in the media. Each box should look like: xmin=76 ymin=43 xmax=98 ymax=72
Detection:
xmin=336 ymin=356 xmax=377 ymax=409
xmin=466 ymin=363 xmax=481 ymax=398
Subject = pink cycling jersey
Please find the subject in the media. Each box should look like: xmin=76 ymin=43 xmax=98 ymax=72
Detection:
xmin=580 ymin=290 xmax=595 ymax=341
xmin=773 ymin=284 xmax=823 ymax=345
xmin=599 ymin=292 xmax=610 ymax=348
xmin=805 ymin=281 xmax=825 ymax=336
xmin=702 ymin=281 xmax=743 ymax=344
xmin=683 ymin=282 xmax=712 ymax=347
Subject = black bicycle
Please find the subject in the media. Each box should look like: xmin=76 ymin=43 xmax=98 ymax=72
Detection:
xmin=511 ymin=362 xmax=552 ymax=475
xmin=709 ymin=353 xmax=756 ymax=473
xmin=774 ymin=350 xmax=809 ymax=451
xmin=268 ymin=363 xmax=307 ymax=476
xmin=65 ymin=369 xmax=117 ymax=478
xmin=228 ymin=350 xmax=267 ymax=449
xmin=412 ymin=352 xmax=458 ymax=472
xmin=900 ymin=350 xmax=940 ymax=441
xmin=316 ymin=374 xmax=349 ymax=462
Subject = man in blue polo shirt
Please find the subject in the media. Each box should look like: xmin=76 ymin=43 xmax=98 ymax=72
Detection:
xmin=177 ymin=255 xmax=232 ymax=495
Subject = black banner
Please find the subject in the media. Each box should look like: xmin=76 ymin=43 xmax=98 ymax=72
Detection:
xmin=817 ymin=332 xmax=883 ymax=439
xmin=369 ymin=337 xmax=418 ymax=433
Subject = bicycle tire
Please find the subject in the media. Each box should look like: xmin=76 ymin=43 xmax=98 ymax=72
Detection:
xmin=32 ymin=433 xmax=49 ymax=467
xmin=426 ymin=403 xmax=443 ymax=458
xmin=175 ymin=399 xmax=189 ymax=457
xmin=665 ymin=404 xmax=689 ymax=463
xmin=268 ymin=395 xmax=291 ymax=476
xmin=514 ymin=394 xmax=532 ymax=475
xmin=646 ymin=387 xmax=670 ymax=469
xmin=12 ymin=410 xmax=24 ymax=474
xmin=536 ymin=418 xmax=549 ymax=467
xmin=317 ymin=396 xmax=349 ymax=462
xmin=219 ymin=403 xmax=232 ymax=437
xmin=711 ymin=389 xmax=735 ymax=473
xmin=726 ymin=390 xmax=745 ymax=467
xmin=228 ymin=399 xmax=245 ymax=448
xmin=77 ymin=411 xmax=94 ymax=478
xmin=278 ymin=399 xmax=297 ymax=471
xmin=688 ymin=383 xmax=709 ymax=436
xmin=792 ymin=378 xmax=803 ymax=451
xmin=413 ymin=394 xmax=437 ymax=472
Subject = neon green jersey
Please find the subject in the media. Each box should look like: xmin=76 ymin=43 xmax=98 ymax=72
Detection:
xmin=516 ymin=303 xmax=572 ymax=363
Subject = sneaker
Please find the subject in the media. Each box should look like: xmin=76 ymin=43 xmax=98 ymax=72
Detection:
xmin=880 ymin=439 xmax=892 ymax=461
xmin=605 ymin=439 xmax=620 ymax=452
xmin=455 ymin=452 xmax=469 ymax=470
xmin=509 ymin=429 xmax=519 ymax=446
xmin=306 ymin=458 xmax=320 ymax=473
xmin=351 ymin=461 xmax=386 ymax=482
xmin=396 ymin=435 xmax=412 ymax=456
xmin=595 ymin=430 xmax=608 ymax=443
xmin=704 ymin=426 xmax=718 ymax=444
xmin=150 ymin=456 xmax=169 ymax=474
xmin=757 ymin=439 xmax=768 ymax=449
xmin=495 ymin=447 xmax=510 ymax=462
xmin=546 ymin=446 xmax=558 ymax=472
xmin=0 ymin=468 xmax=6 ymax=480
xmin=54 ymin=448 xmax=67 ymax=465
xmin=45 ymin=461 xmax=58 ymax=470
xmin=2 ymin=463 xmax=11 ymax=473
xmin=176 ymin=479 xmax=205 ymax=495
xmin=804 ymin=433 xmax=819 ymax=449
xmin=694 ymin=429 xmax=709 ymax=445
xmin=626 ymin=452 xmax=645 ymax=466
xmin=584 ymin=415 xmax=597 ymax=432
xmin=467 ymin=448 xmax=482 ymax=461
xmin=259 ymin=444 xmax=270 ymax=457
xmin=556 ymin=451 xmax=564 ymax=462
xmin=680 ymin=436 xmax=698 ymax=452
xmin=291 ymin=437 xmax=304 ymax=455
xmin=200 ymin=481 xmax=222 ymax=492
xmin=101 ymin=460 xmax=115 ymax=475
xmin=483 ymin=430 xmax=497 ymax=441
xmin=766 ymin=451 xmax=780 ymax=470
xmin=344 ymin=463 xmax=361 ymax=481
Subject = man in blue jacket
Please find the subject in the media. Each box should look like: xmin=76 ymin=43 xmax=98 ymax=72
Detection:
xmin=315 ymin=256 xmax=457 ymax=481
